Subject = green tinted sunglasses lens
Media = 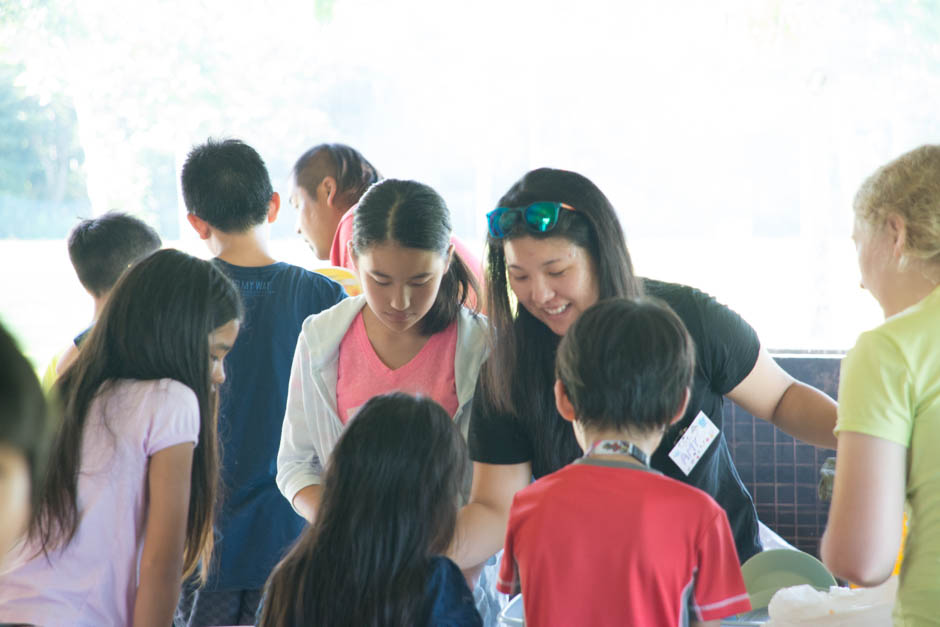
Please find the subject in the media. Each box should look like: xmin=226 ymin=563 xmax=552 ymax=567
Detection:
xmin=497 ymin=209 xmax=520 ymax=235
xmin=525 ymin=202 xmax=561 ymax=232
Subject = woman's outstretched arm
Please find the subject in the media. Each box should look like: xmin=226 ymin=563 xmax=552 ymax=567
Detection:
xmin=450 ymin=461 xmax=531 ymax=571
xmin=727 ymin=346 xmax=838 ymax=449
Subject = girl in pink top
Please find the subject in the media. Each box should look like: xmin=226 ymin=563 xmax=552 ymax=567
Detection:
xmin=277 ymin=178 xmax=489 ymax=524
xmin=0 ymin=250 xmax=242 ymax=627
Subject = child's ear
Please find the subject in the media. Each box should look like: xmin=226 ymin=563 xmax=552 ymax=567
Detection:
xmin=885 ymin=213 xmax=907 ymax=261
xmin=186 ymin=213 xmax=211 ymax=240
xmin=266 ymin=192 xmax=281 ymax=224
xmin=320 ymin=176 xmax=338 ymax=209
xmin=670 ymin=387 xmax=692 ymax=425
xmin=554 ymin=380 xmax=576 ymax=423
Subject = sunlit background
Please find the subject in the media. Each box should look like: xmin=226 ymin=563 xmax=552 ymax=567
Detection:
xmin=2 ymin=0 xmax=939 ymax=370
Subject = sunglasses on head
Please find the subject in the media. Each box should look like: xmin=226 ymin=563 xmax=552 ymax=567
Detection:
xmin=486 ymin=201 xmax=576 ymax=238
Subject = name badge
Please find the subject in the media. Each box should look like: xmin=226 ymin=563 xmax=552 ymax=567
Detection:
xmin=668 ymin=411 xmax=719 ymax=475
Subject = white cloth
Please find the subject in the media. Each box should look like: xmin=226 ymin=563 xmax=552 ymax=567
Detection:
xmin=759 ymin=521 xmax=798 ymax=552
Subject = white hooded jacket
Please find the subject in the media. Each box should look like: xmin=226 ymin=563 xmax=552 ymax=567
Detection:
xmin=276 ymin=295 xmax=489 ymax=512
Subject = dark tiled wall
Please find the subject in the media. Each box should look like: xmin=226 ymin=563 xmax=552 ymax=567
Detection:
xmin=725 ymin=355 xmax=841 ymax=557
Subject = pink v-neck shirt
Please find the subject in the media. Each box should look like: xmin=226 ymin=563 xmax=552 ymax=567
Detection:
xmin=336 ymin=311 xmax=459 ymax=424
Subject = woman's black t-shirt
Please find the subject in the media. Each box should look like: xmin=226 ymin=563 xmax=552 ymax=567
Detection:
xmin=467 ymin=278 xmax=763 ymax=563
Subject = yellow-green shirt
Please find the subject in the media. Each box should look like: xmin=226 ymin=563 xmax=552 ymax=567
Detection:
xmin=41 ymin=351 xmax=61 ymax=393
xmin=836 ymin=285 xmax=940 ymax=626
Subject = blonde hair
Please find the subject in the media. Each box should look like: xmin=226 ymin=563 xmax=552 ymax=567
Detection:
xmin=854 ymin=145 xmax=940 ymax=266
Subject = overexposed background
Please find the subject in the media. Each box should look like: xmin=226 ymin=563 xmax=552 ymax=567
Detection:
xmin=3 ymin=0 xmax=939 ymax=369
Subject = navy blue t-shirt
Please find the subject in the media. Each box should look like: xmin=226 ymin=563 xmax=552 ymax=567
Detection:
xmin=425 ymin=556 xmax=483 ymax=627
xmin=207 ymin=260 xmax=345 ymax=591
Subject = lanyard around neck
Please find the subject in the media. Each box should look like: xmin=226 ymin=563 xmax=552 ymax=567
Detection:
xmin=583 ymin=439 xmax=650 ymax=467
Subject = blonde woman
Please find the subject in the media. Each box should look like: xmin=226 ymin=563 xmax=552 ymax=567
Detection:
xmin=822 ymin=145 xmax=940 ymax=624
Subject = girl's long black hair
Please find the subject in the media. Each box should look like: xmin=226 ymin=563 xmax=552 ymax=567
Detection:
xmin=0 ymin=322 xmax=56 ymax=518
xmin=352 ymin=178 xmax=479 ymax=334
xmin=481 ymin=168 xmax=644 ymax=476
xmin=33 ymin=249 xmax=242 ymax=581
xmin=259 ymin=393 xmax=469 ymax=627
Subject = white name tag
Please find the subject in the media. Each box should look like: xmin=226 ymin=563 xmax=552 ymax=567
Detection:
xmin=668 ymin=411 xmax=719 ymax=475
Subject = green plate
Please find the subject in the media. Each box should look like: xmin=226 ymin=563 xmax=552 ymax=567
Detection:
xmin=741 ymin=549 xmax=837 ymax=610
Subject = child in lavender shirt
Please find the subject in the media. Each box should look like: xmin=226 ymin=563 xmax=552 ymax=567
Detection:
xmin=0 ymin=250 xmax=242 ymax=627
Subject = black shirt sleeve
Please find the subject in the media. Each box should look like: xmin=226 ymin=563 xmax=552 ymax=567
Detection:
xmin=647 ymin=279 xmax=760 ymax=398
xmin=688 ymin=285 xmax=761 ymax=396
xmin=467 ymin=375 xmax=533 ymax=465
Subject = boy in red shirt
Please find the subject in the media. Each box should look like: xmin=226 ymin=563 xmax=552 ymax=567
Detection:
xmin=497 ymin=297 xmax=751 ymax=627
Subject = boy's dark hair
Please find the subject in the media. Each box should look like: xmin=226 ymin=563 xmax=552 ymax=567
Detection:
xmin=181 ymin=138 xmax=274 ymax=233
xmin=481 ymin=167 xmax=644 ymax=473
xmin=291 ymin=143 xmax=381 ymax=211
xmin=37 ymin=249 xmax=242 ymax=582
xmin=0 ymin=322 xmax=56 ymax=517
xmin=67 ymin=212 xmax=161 ymax=297
xmin=557 ymin=297 xmax=695 ymax=432
xmin=259 ymin=392 xmax=469 ymax=627
xmin=352 ymin=178 xmax=479 ymax=335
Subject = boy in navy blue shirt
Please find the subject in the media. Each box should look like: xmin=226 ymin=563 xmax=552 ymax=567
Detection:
xmin=175 ymin=138 xmax=345 ymax=627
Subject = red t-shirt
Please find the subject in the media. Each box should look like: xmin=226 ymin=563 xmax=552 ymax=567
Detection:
xmin=497 ymin=460 xmax=751 ymax=626
xmin=329 ymin=207 xmax=484 ymax=309
xmin=336 ymin=311 xmax=459 ymax=425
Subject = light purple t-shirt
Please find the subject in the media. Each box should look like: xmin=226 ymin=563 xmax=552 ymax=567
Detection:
xmin=0 ymin=378 xmax=200 ymax=627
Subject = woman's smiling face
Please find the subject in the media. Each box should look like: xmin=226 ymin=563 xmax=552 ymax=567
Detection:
xmin=503 ymin=235 xmax=599 ymax=336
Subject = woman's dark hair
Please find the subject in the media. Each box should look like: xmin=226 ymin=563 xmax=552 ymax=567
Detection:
xmin=557 ymin=298 xmax=694 ymax=432
xmin=481 ymin=168 xmax=643 ymax=475
xmin=0 ymin=323 xmax=56 ymax=517
xmin=292 ymin=143 xmax=382 ymax=211
xmin=34 ymin=249 xmax=242 ymax=581
xmin=259 ymin=393 xmax=469 ymax=627
xmin=351 ymin=178 xmax=479 ymax=335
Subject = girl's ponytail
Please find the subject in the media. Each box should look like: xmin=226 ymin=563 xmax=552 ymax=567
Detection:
xmin=419 ymin=250 xmax=479 ymax=335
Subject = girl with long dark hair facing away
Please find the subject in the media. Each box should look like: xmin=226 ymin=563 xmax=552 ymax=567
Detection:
xmin=0 ymin=249 xmax=242 ymax=627
xmin=276 ymin=178 xmax=488 ymax=521
xmin=260 ymin=393 xmax=481 ymax=627
xmin=822 ymin=145 xmax=940 ymax=623
xmin=451 ymin=168 xmax=839 ymax=572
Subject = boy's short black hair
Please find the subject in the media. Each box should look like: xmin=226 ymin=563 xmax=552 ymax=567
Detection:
xmin=181 ymin=138 xmax=274 ymax=232
xmin=67 ymin=212 xmax=162 ymax=297
xmin=556 ymin=297 xmax=695 ymax=433
xmin=0 ymin=322 xmax=55 ymax=515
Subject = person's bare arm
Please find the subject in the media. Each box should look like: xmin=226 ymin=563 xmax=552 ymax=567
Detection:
xmin=133 ymin=442 xmax=194 ymax=627
xmin=821 ymin=431 xmax=906 ymax=586
xmin=726 ymin=347 xmax=838 ymax=449
xmin=291 ymin=484 xmax=323 ymax=524
xmin=449 ymin=461 xmax=531 ymax=570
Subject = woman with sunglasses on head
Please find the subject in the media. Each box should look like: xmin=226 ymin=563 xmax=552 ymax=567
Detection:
xmin=450 ymin=168 xmax=839 ymax=575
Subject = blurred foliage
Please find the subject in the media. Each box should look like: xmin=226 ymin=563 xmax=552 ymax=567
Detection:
xmin=0 ymin=62 xmax=89 ymax=237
